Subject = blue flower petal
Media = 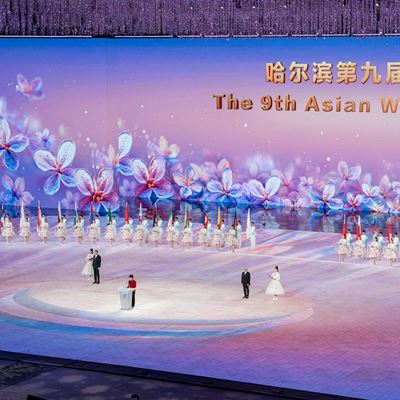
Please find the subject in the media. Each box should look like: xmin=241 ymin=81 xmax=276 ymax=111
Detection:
xmin=43 ymin=173 xmax=61 ymax=195
xmin=4 ymin=150 xmax=18 ymax=170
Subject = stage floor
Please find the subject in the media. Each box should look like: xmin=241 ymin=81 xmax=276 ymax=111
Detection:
xmin=0 ymin=228 xmax=399 ymax=400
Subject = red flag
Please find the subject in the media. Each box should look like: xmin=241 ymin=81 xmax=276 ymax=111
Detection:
xmin=124 ymin=202 xmax=129 ymax=224
xmin=356 ymin=215 xmax=361 ymax=240
xmin=373 ymin=225 xmax=377 ymax=236
xmin=57 ymin=201 xmax=62 ymax=223
xmin=342 ymin=215 xmax=346 ymax=238
xmin=37 ymin=201 xmax=41 ymax=232
xmin=388 ymin=223 xmax=392 ymax=243
xmin=233 ymin=208 xmax=238 ymax=230
xmin=89 ymin=202 xmax=95 ymax=224
xmin=204 ymin=212 xmax=209 ymax=229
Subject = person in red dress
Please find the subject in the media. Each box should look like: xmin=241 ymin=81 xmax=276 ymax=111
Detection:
xmin=127 ymin=274 xmax=136 ymax=308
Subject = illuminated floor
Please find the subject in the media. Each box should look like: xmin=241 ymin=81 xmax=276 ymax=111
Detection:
xmin=0 ymin=227 xmax=399 ymax=399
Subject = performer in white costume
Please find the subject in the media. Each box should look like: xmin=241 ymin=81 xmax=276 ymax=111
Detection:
xmin=89 ymin=221 xmax=99 ymax=244
xmin=337 ymin=236 xmax=349 ymax=262
xmin=250 ymin=222 xmax=256 ymax=250
xmin=143 ymin=218 xmax=150 ymax=243
xmin=20 ymin=216 xmax=31 ymax=243
xmin=94 ymin=215 xmax=101 ymax=236
xmin=157 ymin=216 xmax=163 ymax=240
xmin=166 ymin=220 xmax=175 ymax=248
xmin=212 ymin=226 xmax=223 ymax=249
xmin=368 ymin=237 xmax=380 ymax=265
xmin=360 ymin=230 xmax=368 ymax=258
xmin=225 ymin=225 xmax=238 ymax=253
xmin=265 ymin=266 xmax=285 ymax=301
xmin=55 ymin=215 xmax=67 ymax=244
xmin=104 ymin=221 xmax=116 ymax=244
xmin=181 ymin=223 xmax=193 ymax=247
xmin=219 ymin=219 xmax=226 ymax=247
xmin=353 ymin=238 xmax=364 ymax=261
xmin=377 ymin=232 xmax=385 ymax=257
xmin=197 ymin=224 xmax=208 ymax=247
xmin=236 ymin=221 xmax=242 ymax=249
xmin=393 ymin=232 xmax=400 ymax=255
xmin=346 ymin=230 xmax=353 ymax=254
xmin=173 ymin=217 xmax=180 ymax=246
xmin=39 ymin=215 xmax=50 ymax=244
xmin=2 ymin=215 xmax=14 ymax=243
xmin=149 ymin=224 xmax=161 ymax=247
xmin=385 ymin=239 xmax=397 ymax=266
xmin=134 ymin=221 xmax=145 ymax=247
xmin=121 ymin=221 xmax=133 ymax=244
xmin=206 ymin=219 xmax=213 ymax=247
xmin=74 ymin=216 xmax=85 ymax=244
xmin=81 ymin=248 xmax=94 ymax=278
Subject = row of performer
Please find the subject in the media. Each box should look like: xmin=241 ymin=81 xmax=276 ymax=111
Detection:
xmin=0 ymin=214 xmax=257 ymax=250
xmin=337 ymin=230 xmax=399 ymax=265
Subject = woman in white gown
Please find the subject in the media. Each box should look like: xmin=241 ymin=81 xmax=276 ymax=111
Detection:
xmin=265 ymin=266 xmax=285 ymax=300
xmin=149 ymin=225 xmax=161 ymax=247
xmin=89 ymin=221 xmax=99 ymax=244
xmin=81 ymin=248 xmax=94 ymax=278
xmin=353 ymin=239 xmax=364 ymax=262
xmin=166 ymin=220 xmax=175 ymax=248
xmin=212 ymin=227 xmax=223 ymax=249
xmin=197 ymin=225 xmax=208 ymax=247
xmin=55 ymin=216 xmax=67 ymax=244
xmin=134 ymin=221 xmax=145 ymax=247
xmin=337 ymin=237 xmax=349 ymax=262
xmin=74 ymin=216 xmax=85 ymax=244
xmin=121 ymin=221 xmax=133 ymax=245
xmin=2 ymin=215 xmax=14 ymax=243
xmin=104 ymin=221 xmax=116 ymax=244
xmin=39 ymin=216 xmax=50 ymax=244
xmin=225 ymin=225 xmax=237 ymax=253
xmin=385 ymin=239 xmax=397 ymax=266
xmin=181 ymin=224 xmax=193 ymax=247
xmin=368 ymin=237 xmax=380 ymax=265
xmin=20 ymin=216 xmax=31 ymax=243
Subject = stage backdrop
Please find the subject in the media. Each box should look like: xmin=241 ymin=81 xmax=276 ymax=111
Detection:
xmin=0 ymin=37 xmax=399 ymax=213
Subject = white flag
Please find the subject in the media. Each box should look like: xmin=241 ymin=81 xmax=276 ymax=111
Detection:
xmin=246 ymin=208 xmax=251 ymax=239
xmin=19 ymin=202 xmax=25 ymax=231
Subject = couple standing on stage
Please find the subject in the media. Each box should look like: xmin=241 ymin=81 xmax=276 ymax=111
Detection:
xmin=82 ymin=249 xmax=102 ymax=284
xmin=241 ymin=266 xmax=285 ymax=300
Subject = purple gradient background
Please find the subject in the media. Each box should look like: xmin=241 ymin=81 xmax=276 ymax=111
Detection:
xmin=1 ymin=37 xmax=399 ymax=205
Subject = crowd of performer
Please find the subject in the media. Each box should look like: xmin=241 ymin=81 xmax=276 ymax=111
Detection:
xmin=0 ymin=211 xmax=257 ymax=252
xmin=337 ymin=229 xmax=398 ymax=266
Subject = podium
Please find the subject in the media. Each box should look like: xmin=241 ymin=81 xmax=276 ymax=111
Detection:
xmin=118 ymin=288 xmax=134 ymax=310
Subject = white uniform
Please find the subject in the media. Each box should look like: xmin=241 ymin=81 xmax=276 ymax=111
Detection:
xmin=197 ymin=226 xmax=208 ymax=246
xmin=225 ymin=228 xmax=237 ymax=249
xmin=368 ymin=241 xmax=380 ymax=259
xmin=353 ymin=240 xmax=364 ymax=259
xmin=250 ymin=226 xmax=256 ymax=249
xmin=105 ymin=223 xmax=116 ymax=241
xmin=2 ymin=219 xmax=14 ymax=239
xmin=122 ymin=223 xmax=133 ymax=242
xmin=236 ymin=224 xmax=243 ymax=249
xmin=182 ymin=226 xmax=193 ymax=246
xmin=212 ymin=228 xmax=223 ymax=248
xmin=55 ymin=219 xmax=67 ymax=239
xmin=149 ymin=226 xmax=161 ymax=245
xmin=89 ymin=222 xmax=99 ymax=241
xmin=337 ymin=238 xmax=349 ymax=256
xmin=134 ymin=222 xmax=145 ymax=243
xmin=39 ymin=221 xmax=49 ymax=239
xmin=385 ymin=243 xmax=397 ymax=263
xmin=74 ymin=220 xmax=85 ymax=238
xmin=20 ymin=220 xmax=31 ymax=239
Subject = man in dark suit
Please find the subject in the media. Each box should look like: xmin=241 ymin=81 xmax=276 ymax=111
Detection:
xmin=92 ymin=250 xmax=101 ymax=284
xmin=241 ymin=267 xmax=251 ymax=299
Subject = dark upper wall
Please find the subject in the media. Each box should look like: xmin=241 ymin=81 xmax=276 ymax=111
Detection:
xmin=0 ymin=0 xmax=400 ymax=36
